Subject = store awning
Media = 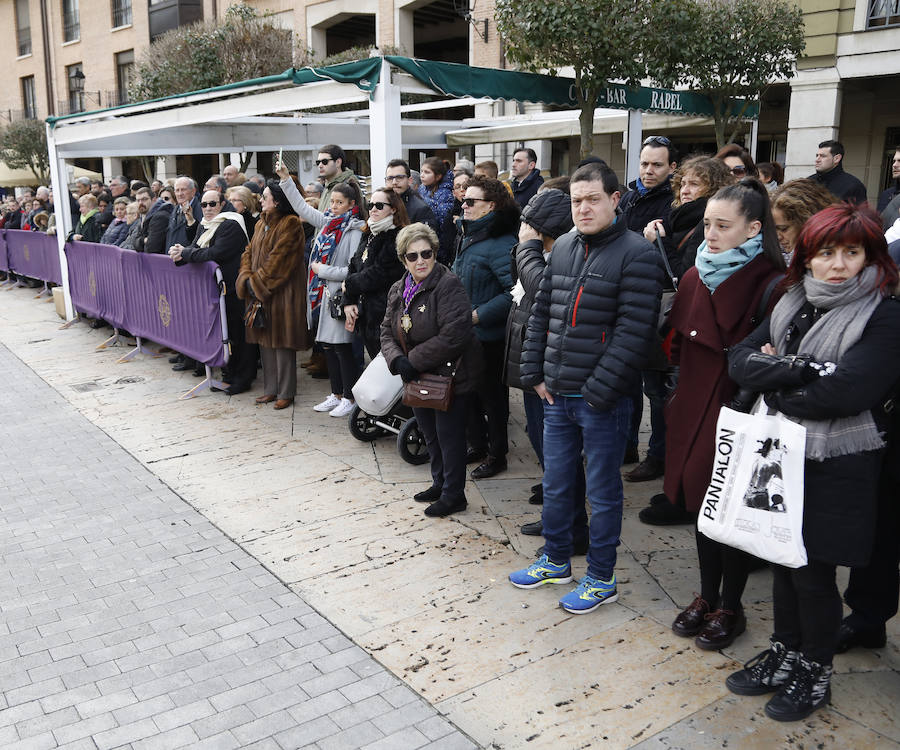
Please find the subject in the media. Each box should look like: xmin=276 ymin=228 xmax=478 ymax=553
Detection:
xmin=0 ymin=163 xmax=42 ymax=188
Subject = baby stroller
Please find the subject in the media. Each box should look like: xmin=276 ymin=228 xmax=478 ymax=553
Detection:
xmin=349 ymin=352 xmax=429 ymax=465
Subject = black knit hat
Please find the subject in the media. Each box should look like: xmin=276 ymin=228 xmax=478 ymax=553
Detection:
xmin=520 ymin=188 xmax=573 ymax=239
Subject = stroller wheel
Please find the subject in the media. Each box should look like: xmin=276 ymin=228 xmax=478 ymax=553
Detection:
xmin=398 ymin=417 xmax=430 ymax=465
xmin=348 ymin=404 xmax=388 ymax=441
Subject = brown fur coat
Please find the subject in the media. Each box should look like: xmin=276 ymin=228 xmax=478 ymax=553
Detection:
xmin=236 ymin=211 xmax=309 ymax=351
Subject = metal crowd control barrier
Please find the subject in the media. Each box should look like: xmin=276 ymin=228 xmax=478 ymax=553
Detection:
xmin=2 ymin=229 xmax=62 ymax=298
xmin=64 ymin=240 xmax=230 ymax=399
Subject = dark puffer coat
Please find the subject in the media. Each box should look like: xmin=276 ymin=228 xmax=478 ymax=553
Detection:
xmin=380 ymin=263 xmax=482 ymax=394
xmin=343 ymin=227 xmax=405 ymax=349
xmin=663 ymin=257 xmax=783 ymax=513
xmin=618 ymin=178 xmax=674 ymax=234
xmin=729 ymin=296 xmax=900 ymax=567
xmin=503 ymin=238 xmax=545 ymax=390
xmin=452 ymin=206 xmax=519 ymax=343
xmin=519 ymin=220 xmax=665 ymax=409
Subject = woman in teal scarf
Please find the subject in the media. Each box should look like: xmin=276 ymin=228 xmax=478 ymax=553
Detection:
xmin=660 ymin=179 xmax=786 ymax=651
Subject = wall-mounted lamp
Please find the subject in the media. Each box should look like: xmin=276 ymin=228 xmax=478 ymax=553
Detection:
xmin=71 ymin=69 xmax=85 ymax=93
xmin=453 ymin=0 xmax=489 ymax=42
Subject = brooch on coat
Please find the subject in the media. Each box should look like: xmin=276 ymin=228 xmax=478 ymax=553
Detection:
xmin=401 ymin=313 xmax=413 ymax=332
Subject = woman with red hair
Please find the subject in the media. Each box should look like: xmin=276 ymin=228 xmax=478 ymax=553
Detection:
xmin=726 ymin=203 xmax=900 ymax=721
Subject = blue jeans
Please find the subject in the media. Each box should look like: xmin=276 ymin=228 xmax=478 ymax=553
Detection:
xmin=541 ymin=396 xmax=632 ymax=580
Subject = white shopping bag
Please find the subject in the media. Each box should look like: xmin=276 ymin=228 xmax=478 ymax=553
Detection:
xmin=697 ymin=399 xmax=808 ymax=568
xmin=351 ymin=352 xmax=404 ymax=416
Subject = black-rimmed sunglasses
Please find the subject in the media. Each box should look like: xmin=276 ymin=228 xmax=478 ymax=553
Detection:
xmin=366 ymin=201 xmax=389 ymax=211
xmin=461 ymin=197 xmax=490 ymax=207
xmin=404 ymin=249 xmax=434 ymax=262
xmin=200 ymin=201 xmax=220 ymax=208
xmin=315 ymin=158 xmax=333 ymax=166
xmin=642 ymin=135 xmax=672 ymax=147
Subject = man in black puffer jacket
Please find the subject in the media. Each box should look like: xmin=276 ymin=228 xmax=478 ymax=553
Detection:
xmin=509 ymin=161 xmax=664 ymax=614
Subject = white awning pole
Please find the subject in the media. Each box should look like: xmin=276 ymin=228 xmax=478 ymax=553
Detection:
xmin=46 ymin=122 xmax=75 ymax=321
xmin=369 ymin=58 xmax=402 ymax=191
xmin=625 ymin=110 xmax=643 ymax=185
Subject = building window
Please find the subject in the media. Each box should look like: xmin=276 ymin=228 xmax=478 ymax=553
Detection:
xmin=115 ymin=50 xmax=135 ymax=106
xmin=21 ymin=76 xmax=37 ymax=119
xmin=67 ymin=63 xmax=84 ymax=113
xmin=868 ymin=0 xmax=900 ymax=28
xmin=16 ymin=0 xmax=32 ymax=56
xmin=62 ymin=0 xmax=80 ymax=42
xmin=112 ymin=0 xmax=132 ymax=28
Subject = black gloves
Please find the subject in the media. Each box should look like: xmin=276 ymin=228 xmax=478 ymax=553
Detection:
xmin=394 ymin=356 xmax=419 ymax=383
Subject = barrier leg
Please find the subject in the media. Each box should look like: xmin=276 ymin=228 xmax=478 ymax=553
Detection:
xmin=180 ymin=365 xmax=225 ymax=400
xmin=116 ymin=336 xmax=165 ymax=363
xmin=59 ymin=312 xmax=83 ymax=330
xmin=96 ymin=330 xmax=123 ymax=350
xmin=34 ymin=282 xmax=51 ymax=300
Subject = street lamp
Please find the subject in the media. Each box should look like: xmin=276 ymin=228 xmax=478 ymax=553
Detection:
xmin=71 ymin=69 xmax=85 ymax=93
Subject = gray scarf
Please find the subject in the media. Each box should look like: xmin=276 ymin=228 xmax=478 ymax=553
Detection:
xmin=769 ymin=265 xmax=885 ymax=461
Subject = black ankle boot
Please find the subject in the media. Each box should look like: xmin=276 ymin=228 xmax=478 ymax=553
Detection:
xmin=764 ymin=655 xmax=832 ymax=722
xmin=726 ymin=640 xmax=798 ymax=695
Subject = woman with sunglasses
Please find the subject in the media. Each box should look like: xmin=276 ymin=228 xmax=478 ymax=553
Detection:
xmin=276 ymin=161 xmax=367 ymax=418
xmin=418 ymin=157 xmax=456 ymax=263
xmin=454 ymin=175 xmax=519 ymax=480
xmin=342 ymin=188 xmax=410 ymax=358
xmin=380 ymin=223 xmax=482 ymax=518
xmin=726 ymin=203 xmax=900 ymax=721
xmin=716 ymin=143 xmax=759 ymax=181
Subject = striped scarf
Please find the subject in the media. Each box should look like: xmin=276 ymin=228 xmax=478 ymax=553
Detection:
xmin=308 ymin=206 xmax=358 ymax=312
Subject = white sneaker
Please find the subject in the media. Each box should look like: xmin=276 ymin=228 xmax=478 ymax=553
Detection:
xmin=313 ymin=394 xmax=341 ymax=412
xmin=330 ymin=398 xmax=355 ymax=418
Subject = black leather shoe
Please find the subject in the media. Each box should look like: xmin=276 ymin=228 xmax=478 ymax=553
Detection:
xmin=671 ymin=594 xmax=711 ymax=637
xmin=638 ymin=494 xmax=695 ymax=526
xmin=520 ymin=521 xmax=542 ymax=536
xmin=414 ymin=485 xmax=442 ymax=503
xmin=835 ymin=620 xmax=887 ymax=654
xmin=171 ymin=362 xmax=191 ymax=372
xmin=424 ymin=496 xmax=466 ymax=517
xmin=465 ymin=449 xmax=486 ymax=465
xmin=625 ymin=456 xmax=665 ymax=482
xmin=537 ymin=538 xmax=589 ymax=556
xmin=471 ymin=456 xmax=507 ymax=480
xmin=695 ymin=608 xmax=747 ymax=651
xmin=528 ymin=483 xmax=543 ymax=505
xmin=168 ymin=353 xmax=184 ymax=364
xmin=224 ymin=382 xmax=250 ymax=396
xmin=192 ymin=365 xmax=206 ymax=377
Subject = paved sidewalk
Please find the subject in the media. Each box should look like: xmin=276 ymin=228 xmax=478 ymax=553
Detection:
xmin=0 ymin=342 xmax=476 ymax=749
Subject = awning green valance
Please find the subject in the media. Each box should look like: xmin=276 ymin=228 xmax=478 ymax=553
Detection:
xmin=386 ymin=56 xmax=758 ymax=120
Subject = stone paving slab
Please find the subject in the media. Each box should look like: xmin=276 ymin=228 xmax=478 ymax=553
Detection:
xmin=2 ymin=286 xmax=900 ymax=749
xmin=0 ymin=338 xmax=476 ymax=749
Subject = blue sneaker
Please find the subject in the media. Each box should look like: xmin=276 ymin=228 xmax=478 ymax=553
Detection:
xmin=559 ymin=574 xmax=618 ymax=614
xmin=509 ymin=554 xmax=573 ymax=589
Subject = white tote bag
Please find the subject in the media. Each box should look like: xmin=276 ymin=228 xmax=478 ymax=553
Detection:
xmin=697 ymin=399 xmax=808 ymax=568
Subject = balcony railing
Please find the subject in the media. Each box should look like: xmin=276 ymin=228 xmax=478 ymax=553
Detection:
xmin=112 ymin=0 xmax=132 ymax=27
xmin=17 ymin=28 xmax=31 ymax=56
xmin=868 ymin=0 xmax=900 ymax=28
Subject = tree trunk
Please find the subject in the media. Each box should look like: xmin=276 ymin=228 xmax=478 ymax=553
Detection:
xmin=138 ymin=156 xmax=156 ymax=183
xmin=239 ymin=152 xmax=254 ymax=172
xmin=579 ymin=105 xmax=595 ymax=159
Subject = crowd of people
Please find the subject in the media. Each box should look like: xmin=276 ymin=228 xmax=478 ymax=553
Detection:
xmin=3 ymin=137 xmax=900 ymax=724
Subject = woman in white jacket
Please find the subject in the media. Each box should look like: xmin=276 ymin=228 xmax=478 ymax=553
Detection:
xmin=277 ymin=162 xmax=366 ymax=417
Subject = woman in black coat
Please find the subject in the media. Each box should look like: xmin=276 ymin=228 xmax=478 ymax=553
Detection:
xmin=380 ymin=223 xmax=482 ymax=519
xmin=643 ymin=155 xmax=734 ymax=281
xmin=343 ymin=187 xmax=409 ymax=357
xmin=725 ymin=203 xmax=900 ymax=722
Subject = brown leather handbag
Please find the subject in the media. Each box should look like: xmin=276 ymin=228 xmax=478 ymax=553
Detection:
xmin=396 ymin=319 xmax=459 ymax=412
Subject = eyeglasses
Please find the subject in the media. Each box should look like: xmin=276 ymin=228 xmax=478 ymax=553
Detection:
xmin=643 ymin=135 xmax=672 ymax=147
xmin=161 ymin=196 xmax=173 ymax=202
xmin=200 ymin=201 xmax=221 ymax=208
xmin=729 ymin=165 xmax=748 ymax=176
xmin=384 ymin=174 xmax=407 ymax=182
xmin=315 ymin=158 xmax=333 ymax=166
xmin=404 ymin=249 xmax=434 ymax=262
xmin=462 ymin=197 xmax=490 ymax=207
xmin=367 ymin=201 xmax=390 ymax=211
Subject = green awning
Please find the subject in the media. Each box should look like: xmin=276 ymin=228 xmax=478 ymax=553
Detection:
xmin=386 ymin=56 xmax=758 ymax=120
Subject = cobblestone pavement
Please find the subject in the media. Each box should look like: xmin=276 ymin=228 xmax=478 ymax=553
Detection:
xmin=0 ymin=341 xmax=477 ymax=749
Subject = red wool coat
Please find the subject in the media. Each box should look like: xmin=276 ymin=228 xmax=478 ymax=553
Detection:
xmin=663 ymin=256 xmax=783 ymax=512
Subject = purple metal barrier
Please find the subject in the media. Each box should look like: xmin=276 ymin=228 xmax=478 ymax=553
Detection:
xmin=65 ymin=241 xmax=127 ymax=328
xmin=0 ymin=230 xmax=8 ymax=273
xmin=119 ymin=251 xmax=226 ymax=367
xmin=5 ymin=230 xmax=62 ymax=284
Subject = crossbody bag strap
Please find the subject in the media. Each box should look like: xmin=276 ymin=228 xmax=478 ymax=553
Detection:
xmin=655 ymin=229 xmax=679 ymax=291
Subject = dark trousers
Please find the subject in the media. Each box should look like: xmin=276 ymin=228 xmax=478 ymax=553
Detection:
xmin=628 ymin=370 xmax=668 ymax=460
xmin=844 ymin=467 xmax=900 ymax=629
xmin=323 ymin=343 xmax=358 ymax=399
xmin=466 ymin=339 xmax=509 ymax=459
xmin=226 ymin=304 xmax=257 ymax=386
xmin=414 ymin=393 xmax=469 ymax=502
xmin=772 ymin=560 xmax=842 ymax=665
xmin=362 ymin=331 xmax=381 ymax=360
xmin=695 ymin=529 xmax=754 ymax=612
